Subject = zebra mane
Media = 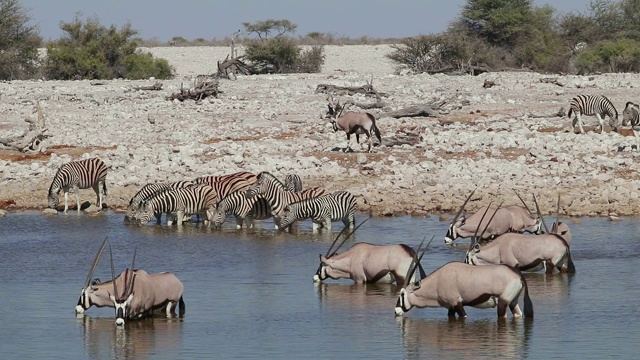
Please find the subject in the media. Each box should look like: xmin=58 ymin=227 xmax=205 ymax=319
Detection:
xmin=257 ymin=172 xmax=285 ymax=188
xmin=48 ymin=164 xmax=67 ymax=194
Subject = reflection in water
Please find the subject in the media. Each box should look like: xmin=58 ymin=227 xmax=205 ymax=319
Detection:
xmin=79 ymin=315 xmax=184 ymax=360
xmin=524 ymin=272 xmax=574 ymax=306
xmin=316 ymin=282 xmax=399 ymax=310
xmin=398 ymin=316 xmax=533 ymax=360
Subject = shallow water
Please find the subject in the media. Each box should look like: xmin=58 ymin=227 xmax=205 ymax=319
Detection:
xmin=0 ymin=212 xmax=638 ymax=359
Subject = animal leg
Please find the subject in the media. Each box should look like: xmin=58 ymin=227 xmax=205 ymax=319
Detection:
xmin=165 ymin=301 xmax=175 ymax=316
xmin=155 ymin=212 xmax=162 ymax=225
xmin=74 ymin=185 xmax=81 ymax=211
xmin=345 ymin=134 xmax=353 ymax=152
xmin=497 ymin=300 xmax=509 ymax=318
xmin=448 ymin=308 xmax=456 ymax=318
xmin=177 ymin=210 xmax=185 ymax=226
xmin=575 ymin=113 xmax=586 ymax=134
xmin=455 ymin=303 xmax=467 ymax=318
xmin=323 ymin=217 xmax=332 ymax=231
xmin=235 ymin=215 xmax=244 ymax=229
xmin=596 ymin=113 xmax=605 ymax=133
xmin=544 ymin=260 xmax=554 ymax=274
xmin=509 ymin=298 xmax=523 ymax=317
xmin=93 ymin=183 xmax=101 ymax=208
xmin=63 ymin=191 xmax=69 ymax=213
xmin=634 ymin=129 xmax=640 ymax=150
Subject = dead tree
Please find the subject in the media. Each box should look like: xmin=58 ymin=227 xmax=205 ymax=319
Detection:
xmin=0 ymin=102 xmax=50 ymax=152
xmin=166 ymin=77 xmax=221 ymax=102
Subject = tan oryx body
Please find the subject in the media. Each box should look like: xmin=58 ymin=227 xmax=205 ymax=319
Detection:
xmin=331 ymin=112 xmax=381 ymax=153
xmin=466 ymin=222 xmax=575 ymax=273
xmin=446 ymin=204 xmax=542 ymax=244
xmin=315 ymin=243 xmax=424 ymax=284
xmin=394 ymin=262 xmax=533 ymax=318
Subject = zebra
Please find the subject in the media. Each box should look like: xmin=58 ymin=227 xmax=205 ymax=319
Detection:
xmin=568 ymin=94 xmax=619 ymax=134
xmin=284 ymin=174 xmax=303 ymax=192
xmin=207 ymin=190 xmax=272 ymax=229
xmin=278 ymin=190 xmax=357 ymax=231
xmin=194 ymin=173 xmax=256 ymax=202
xmin=125 ymin=180 xmax=194 ymax=223
xmin=48 ymin=157 xmax=108 ymax=213
xmin=245 ymin=172 xmax=326 ymax=228
xmin=622 ymin=101 xmax=640 ymax=150
xmin=136 ymin=184 xmax=217 ymax=226
xmin=194 ymin=171 xmax=257 ymax=188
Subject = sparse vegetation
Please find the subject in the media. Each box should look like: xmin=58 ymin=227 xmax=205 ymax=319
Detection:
xmin=242 ymin=19 xmax=325 ymax=74
xmin=0 ymin=0 xmax=42 ymax=80
xmin=43 ymin=15 xmax=174 ymax=80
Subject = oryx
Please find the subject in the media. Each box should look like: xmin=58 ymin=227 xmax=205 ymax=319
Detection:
xmin=313 ymin=219 xmax=426 ymax=284
xmin=465 ymin=195 xmax=575 ymax=274
xmin=76 ymin=237 xmax=111 ymax=314
xmin=108 ymin=247 xmax=185 ymax=326
xmin=394 ymin=240 xmax=534 ymax=318
xmin=445 ymin=189 xmax=543 ymax=244
xmin=326 ymin=95 xmax=381 ymax=153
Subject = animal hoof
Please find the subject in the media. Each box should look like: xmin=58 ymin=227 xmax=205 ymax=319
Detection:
xmin=313 ymin=274 xmax=321 ymax=282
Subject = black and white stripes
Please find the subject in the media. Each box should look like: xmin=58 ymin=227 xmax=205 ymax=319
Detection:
xmin=48 ymin=157 xmax=108 ymax=212
xmin=568 ymin=94 xmax=619 ymax=134
xmin=278 ymin=190 xmax=357 ymax=231
xmin=622 ymin=101 xmax=640 ymax=149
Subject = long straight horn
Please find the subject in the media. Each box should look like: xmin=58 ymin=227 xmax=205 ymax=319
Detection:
xmin=401 ymin=235 xmax=435 ymax=288
xmin=478 ymin=201 xmax=503 ymax=241
xmin=109 ymin=245 xmax=118 ymax=300
xmin=533 ymin=194 xmax=549 ymax=233
xmin=472 ymin=201 xmax=494 ymax=241
xmin=328 ymin=218 xmax=370 ymax=258
xmin=554 ymin=193 xmax=561 ymax=233
xmin=513 ymin=190 xmax=533 ymax=215
xmin=451 ymin=188 xmax=477 ymax=225
xmin=84 ymin=237 xmax=109 ymax=288
xmin=125 ymin=247 xmax=137 ymax=299
xmin=324 ymin=223 xmax=352 ymax=258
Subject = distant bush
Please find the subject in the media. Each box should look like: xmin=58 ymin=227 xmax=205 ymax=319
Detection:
xmin=576 ymin=38 xmax=640 ymax=74
xmin=44 ymin=15 xmax=174 ymax=80
xmin=243 ymin=19 xmax=325 ymax=74
xmin=0 ymin=0 xmax=42 ymax=80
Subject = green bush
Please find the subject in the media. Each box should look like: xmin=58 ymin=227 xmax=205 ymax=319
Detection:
xmin=44 ymin=15 xmax=175 ymax=80
xmin=243 ymin=19 xmax=324 ymax=74
xmin=576 ymin=38 xmax=640 ymax=74
xmin=0 ymin=0 xmax=42 ymax=80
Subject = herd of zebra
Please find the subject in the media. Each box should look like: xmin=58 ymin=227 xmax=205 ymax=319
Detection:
xmin=47 ymin=157 xmax=358 ymax=231
xmin=568 ymin=94 xmax=640 ymax=148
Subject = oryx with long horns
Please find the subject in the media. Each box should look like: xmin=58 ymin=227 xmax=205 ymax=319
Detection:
xmin=313 ymin=219 xmax=426 ymax=284
xmin=445 ymin=189 xmax=544 ymax=244
xmin=394 ymin=238 xmax=534 ymax=318
xmin=76 ymin=237 xmax=111 ymax=314
xmin=108 ymin=247 xmax=186 ymax=326
xmin=465 ymin=195 xmax=575 ymax=273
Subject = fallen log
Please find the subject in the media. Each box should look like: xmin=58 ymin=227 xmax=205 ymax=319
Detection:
xmin=0 ymin=102 xmax=50 ymax=152
xmin=133 ymin=81 xmax=163 ymax=91
xmin=315 ymin=83 xmax=388 ymax=97
xmin=166 ymin=78 xmax=221 ymax=102
xmin=539 ymin=77 xmax=565 ymax=87
xmin=383 ymin=105 xmax=440 ymax=119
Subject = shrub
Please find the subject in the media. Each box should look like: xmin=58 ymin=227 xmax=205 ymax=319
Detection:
xmin=44 ymin=15 xmax=175 ymax=80
xmin=576 ymin=38 xmax=640 ymax=74
xmin=0 ymin=0 xmax=42 ymax=80
xmin=290 ymin=45 xmax=325 ymax=73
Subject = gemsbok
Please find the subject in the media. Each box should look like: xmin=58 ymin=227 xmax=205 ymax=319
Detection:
xmin=445 ymin=189 xmax=543 ymax=244
xmin=108 ymin=247 xmax=185 ymax=326
xmin=465 ymin=195 xmax=575 ymax=274
xmin=394 ymin=240 xmax=534 ymax=318
xmin=76 ymin=239 xmax=186 ymax=320
xmin=312 ymin=220 xmax=426 ymax=284
xmin=327 ymin=95 xmax=381 ymax=153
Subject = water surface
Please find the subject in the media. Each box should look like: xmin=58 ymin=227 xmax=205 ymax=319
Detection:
xmin=0 ymin=212 xmax=638 ymax=359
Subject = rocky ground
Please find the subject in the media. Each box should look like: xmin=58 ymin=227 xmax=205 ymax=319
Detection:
xmin=2 ymin=44 xmax=640 ymax=218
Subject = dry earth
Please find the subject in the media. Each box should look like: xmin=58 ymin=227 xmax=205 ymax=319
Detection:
xmin=2 ymin=44 xmax=640 ymax=219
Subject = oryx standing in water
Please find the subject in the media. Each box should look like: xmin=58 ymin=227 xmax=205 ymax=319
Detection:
xmin=445 ymin=189 xmax=543 ymax=244
xmin=76 ymin=237 xmax=111 ymax=314
xmin=394 ymin=240 xmax=534 ymax=318
xmin=313 ymin=220 xmax=426 ymax=284
xmin=108 ymin=247 xmax=186 ymax=326
xmin=465 ymin=195 xmax=575 ymax=274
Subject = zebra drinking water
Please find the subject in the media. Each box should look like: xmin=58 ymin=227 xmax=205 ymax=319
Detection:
xmin=48 ymin=157 xmax=108 ymax=212
xmin=278 ymin=190 xmax=357 ymax=231
xmin=568 ymin=94 xmax=619 ymax=134
xmin=622 ymin=101 xmax=640 ymax=150
xmin=125 ymin=180 xmax=194 ymax=223
xmin=207 ymin=190 xmax=272 ymax=229
xmin=245 ymin=172 xmax=326 ymax=228
xmin=136 ymin=184 xmax=217 ymax=226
